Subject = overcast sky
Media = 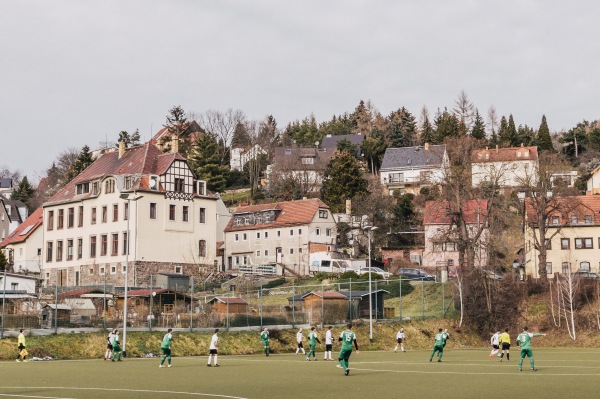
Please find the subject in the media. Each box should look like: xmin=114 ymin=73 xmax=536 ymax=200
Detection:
xmin=1 ymin=1 xmax=599 ymax=182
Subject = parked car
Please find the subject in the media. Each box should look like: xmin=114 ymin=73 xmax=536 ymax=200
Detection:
xmin=482 ymin=270 xmax=503 ymax=280
xmin=573 ymin=270 xmax=600 ymax=280
xmin=397 ymin=268 xmax=436 ymax=281
xmin=357 ymin=267 xmax=391 ymax=279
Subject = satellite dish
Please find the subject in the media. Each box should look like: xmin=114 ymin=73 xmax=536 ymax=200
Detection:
xmin=315 ymin=141 xmax=320 ymax=147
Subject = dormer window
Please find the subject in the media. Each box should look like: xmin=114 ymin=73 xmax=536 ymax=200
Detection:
xmin=124 ymin=176 xmax=132 ymax=190
xmin=76 ymin=182 xmax=90 ymax=195
xmin=105 ymin=179 xmax=115 ymax=194
xmin=517 ymin=152 xmax=522 ymax=158
xmin=407 ymin=159 xmax=412 ymax=165
xmin=285 ymin=149 xmax=292 ymax=155
xmin=196 ymin=181 xmax=206 ymax=196
xmin=302 ymin=157 xmax=314 ymax=164
xmin=524 ymin=150 xmax=529 ymax=158
xmin=91 ymin=181 xmax=100 ymax=196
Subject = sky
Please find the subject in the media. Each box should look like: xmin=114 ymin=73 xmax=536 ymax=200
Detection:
xmin=1 ymin=0 xmax=599 ymax=183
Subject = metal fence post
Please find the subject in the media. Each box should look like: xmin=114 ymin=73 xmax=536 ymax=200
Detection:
xmin=348 ymin=278 xmax=352 ymax=321
xmin=54 ymin=269 xmax=58 ymax=334
xmin=292 ymin=282 xmax=295 ymax=328
xmin=399 ymin=276 xmax=402 ymax=320
xmin=259 ymin=281 xmax=263 ymax=330
xmin=190 ymin=276 xmax=194 ymax=332
xmin=421 ymin=277 xmax=425 ymax=321
xmin=321 ymin=280 xmax=324 ymax=328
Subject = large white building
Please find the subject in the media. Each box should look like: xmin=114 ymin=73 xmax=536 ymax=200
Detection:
xmin=471 ymin=145 xmax=539 ymax=188
xmin=223 ymin=198 xmax=337 ymax=276
xmin=41 ymin=140 xmax=222 ymax=288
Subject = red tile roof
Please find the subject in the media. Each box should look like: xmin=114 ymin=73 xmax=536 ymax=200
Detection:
xmin=525 ymin=195 xmax=600 ymax=225
xmin=224 ymin=198 xmax=330 ymax=232
xmin=424 ymin=200 xmax=488 ymax=225
xmin=472 ymin=146 xmax=538 ymax=163
xmin=0 ymin=207 xmax=43 ymax=247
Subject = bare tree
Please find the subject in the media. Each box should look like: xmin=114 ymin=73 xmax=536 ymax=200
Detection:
xmin=198 ymin=108 xmax=246 ymax=164
xmin=487 ymin=106 xmax=499 ymax=139
xmin=452 ymin=90 xmax=475 ymax=135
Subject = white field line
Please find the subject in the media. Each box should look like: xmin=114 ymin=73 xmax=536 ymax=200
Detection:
xmin=0 ymin=388 xmax=248 ymax=399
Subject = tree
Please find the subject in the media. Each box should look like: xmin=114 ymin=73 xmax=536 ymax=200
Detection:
xmin=498 ymin=116 xmax=510 ymax=147
xmin=283 ymin=115 xmax=320 ymax=147
xmin=321 ymin=151 xmax=368 ymax=213
xmin=336 ymin=138 xmax=359 ymax=157
xmin=559 ymin=122 xmax=588 ymax=161
xmin=507 ymin=115 xmax=518 ymax=146
xmin=517 ymin=124 xmax=536 ymax=146
xmin=116 ymin=129 xmax=141 ymax=148
xmin=434 ymin=108 xmax=460 ymax=142
xmin=66 ymin=145 xmax=94 ymax=182
xmin=487 ymin=106 xmax=499 ymax=146
xmin=198 ymin=108 xmax=246 ymax=164
xmin=361 ymin=127 xmax=386 ymax=174
xmin=452 ymin=90 xmax=475 ymax=136
xmin=10 ymin=176 xmax=35 ymax=210
xmin=471 ymin=109 xmax=486 ymax=141
xmin=536 ymin=115 xmax=554 ymax=151
xmin=419 ymin=106 xmax=435 ymax=144
xmin=350 ymin=100 xmax=373 ymax=135
xmin=318 ymin=114 xmax=354 ymax=137
xmin=389 ymin=107 xmax=417 ymax=147
xmin=0 ymin=250 xmax=7 ymax=271
xmin=188 ymin=133 xmax=229 ymax=193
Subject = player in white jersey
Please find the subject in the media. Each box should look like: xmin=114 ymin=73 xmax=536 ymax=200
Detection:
xmin=489 ymin=330 xmax=500 ymax=358
xmin=394 ymin=327 xmax=405 ymax=352
xmin=208 ymin=329 xmax=220 ymax=367
xmin=324 ymin=326 xmax=333 ymax=360
xmin=295 ymin=328 xmax=305 ymax=355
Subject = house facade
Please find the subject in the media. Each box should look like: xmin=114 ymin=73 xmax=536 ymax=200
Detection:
xmin=41 ymin=140 xmax=220 ymax=288
xmin=0 ymin=207 xmax=43 ymax=273
xmin=0 ymin=194 xmax=28 ymax=240
xmin=422 ymin=200 xmax=489 ymax=270
xmin=223 ymin=198 xmax=337 ymax=276
xmin=379 ymin=144 xmax=447 ymax=195
xmin=524 ymin=195 xmax=600 ymax=279
xmin=586 ymin=165 xmax=600 ymax=195
xmin=230 ymin=144 xmax=267 ymax=171
xmin=471 ymin=145 xmax=539 ymax=188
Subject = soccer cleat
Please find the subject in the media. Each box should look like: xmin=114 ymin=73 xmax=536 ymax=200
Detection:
xmin=15 ymin=359 xmax=20 ymax=363
xmin=531 ymin=368 xmax=537 ymax=372
xmin=207 ymin=364 xmax=212 ymax=367
xmin=345 ymin=368 xmax=350 ymax=376
xmin=314 ymin=358 xmax=317 ymax=361
xmin=519 ymin=368 xmax=522 ymax=371
xmin=111 ymin=359 xmax=115 ymax=362
xmin=499 ymin=359 xmax=503 ymax=362
xmin=214 ymin=364 xmax=220 ymax=367
xmin=429 ymin=358 xmax=432 ymax=362
xmin=306 ymin=357 xmax=310 ymax=361
xmin=438 ymin=359 xmax=442 ymax=362
xmin=167 ymin=365 xmax=172 ymax=368
xmin=159 ymin=365 xmax=165 ymax=368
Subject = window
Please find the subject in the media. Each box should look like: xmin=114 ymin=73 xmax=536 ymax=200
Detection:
xmin=388 ymin=172 xmax=404 ymax=183
xmin=11 ymin=282 xmax=18 ymax=290
xmin=544 ymin=239 xmax=551 ymax=250
xmin=433 ymin=243 xmax=443 ymax=252
xmin=562 ymin=262 xmax=571 ymax=273
xmin=89 ymin=268 xmax=93 ymax=275
xmin=199 ymin=208 xmax=206 ymax=223
xmin=235 ymin=256 xmax=239 ymax=265
xmin=175 ymin=266 xmax=182 ymax=274
xmin=122 ymin=232 xmax=128 ymax=255
xmin=198 ymin=240 xmax=206 ymax=257
xmin=102 ymin=206 xmax=107 ymax=223
xmin=445 ymin=242 xmax=457 ymax=251
xmin=326 ymin=228 xmax=332 ymax=237
xmin=243 ymin=233 xmax=248 ymax=241
xmin=570 ymin=215 xmax=578 ymax=225
xmin=47 ymin=211 xmax=54 ymax=231
xmin=77 ymin=238 xmax=83 ymax=259
xmin=150 ymin=203 xmax=157 ymax=219
xmin=298 ymin=228 xmax=302 ymax=235
xmin=169 ymin=205 xmax=176 ymax=221
xmin=256 ymin=232 xmax=261 ymax=239
xmin=264 ymin=250 xmax=269 ymax=256
xmin=289 ymin=229 xmax=294 ymax=237
xmin=76 ymin=182 xmax=90 ymax=195
xmin=182 ymin=206 xmax=189 ymax=222
xmin=242 ymin=256 xmax=247 ymax=265
xmin=319 ymin=210 xmax=328 ymax=218
xmin=575 ymin=238 xmax=593 ymax=249
xmin=111 ymin=266 xmax=116 ymax=274
xmin=298 ymin=248 xmax=303 ymax=253
xmin=67 ymin=207 xmax=74 ymax=228
xmin=91 ymin=207 xmax=97 ymax=224
xmin=585 ymin=215 xmax=593 ymax=224
xmin=551 ymin=216 xmax=559 ymax=225
xmin=100 ymin=234 xmax=108 ymax=256
xmin=67 ymin=239 xmax=73 ymax=261
xmin=235 ymin=234 xmax=239 ymax=242
xmin=57 ymin=209 xmax=64 ymax=229
xmin=105 ymin=179 xmax=115 ymax=193
xmin=90 ymin=236 xmax=97 ymax=258
xmin=561 ymin=238 xmax=570 ymax=249
xmin=302 ymin=157 xmax=314 ymax=164
xmin=264 ymin=231 xmax=269 ymax=239
xmin=174 ymin=178 xmax=185 ymax=193
xmin=316 ymin=228 xmax=321 ymax=235
xmin=277 ymin=230 xmax=281 ymax=237
xmin=91 ymin=181 xmax=100 ymax=196
xmin=289 ymin=248 xmax=294 ymax=255
xmin=78 ymin=206 xmax=84 ymax=227
xmin=580 ymin=261 xmax=591 ymax=271
xmin=124 ymin=202 xmax=129 ymax=221
xmin=111 ymin=233 xmax=119 ymax=256
xmin=99 ymin=267 xmax=105 ymax=274
xmin=113 ymin=204 xmax=119 ymax=222
xmin=256 ymin=250 xmax=261 ymax=257
xmin=46 ymin=242 xmax=53 ymax=262
xmin=546 ymin=262 xmax=552 ymax=274
xmin=56 ymin=240 xmax=63 ymax=261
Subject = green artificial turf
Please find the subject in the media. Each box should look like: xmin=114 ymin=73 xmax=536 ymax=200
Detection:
xmin=0 ymin=348 xmax=598 ymax=399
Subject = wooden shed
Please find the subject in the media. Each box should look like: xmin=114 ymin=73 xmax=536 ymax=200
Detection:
xmin=41 ymin=304 xmax=71 ymax=329
xmin=208 ymin=297 xmax=249 ymax=314
xmin=339 ymin=290 xmax=389 ymax=318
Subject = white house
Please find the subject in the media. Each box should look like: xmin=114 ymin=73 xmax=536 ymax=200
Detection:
xmin=379 ymin=144 xmax=447 ymax=195
xmin=41 ymin=139 xmax=221 ymax=288
xmin=0 ymin=207 xmax=44 ymax=273
xmin=471 ymin=145 xmax=539 ymax=188
xmin=223 ymin=198 xmax=337 ymax=276
xmin=0 ymin=194 xmax=28 ymax=240
xmin=230 ymin=144 xmax=267 ymax=172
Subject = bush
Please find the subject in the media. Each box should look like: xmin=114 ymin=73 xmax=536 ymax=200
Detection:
xmin=263 ymin=278 xmax=286 ymax=289
xmin=382 ymin=279 xmax=414 ymax=298
xmin=339 ymin=271 xmax=359 ymax=280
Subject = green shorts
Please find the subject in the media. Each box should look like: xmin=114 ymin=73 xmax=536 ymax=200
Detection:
xmin=161 ymin=347 xmax=171 ymax=356
xmin=520 ymin=348 xmax=533 ymax=358
xmin=338 ymin=348 xmax=353 ymax=361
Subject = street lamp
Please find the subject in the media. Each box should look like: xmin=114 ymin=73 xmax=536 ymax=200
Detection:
xmin=120 ymin=192 xmax=143 ymax=357
xmin=364 ymin=225 xmax=378 ymax=342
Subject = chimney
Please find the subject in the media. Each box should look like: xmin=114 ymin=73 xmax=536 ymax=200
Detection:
xmin=118 ymin=140 xmax=126 ymax=158
xmin=156 ymin=138 xmax=164 ymax=152
xmin=171 ymin=135 xmax=179 ymax=154
xmin=346 ymin=199 xmax=352 ymax=216
xmin=424 ymin=142 xmax=430 ymax=151
xmin=495 ymin=144 xmax=499 ymax=153
xmin=521 ymin=143 xmax=524 ymax=147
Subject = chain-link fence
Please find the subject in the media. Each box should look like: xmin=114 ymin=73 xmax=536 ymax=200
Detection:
xmin=0 ymin=276 xmax=457 ymax=334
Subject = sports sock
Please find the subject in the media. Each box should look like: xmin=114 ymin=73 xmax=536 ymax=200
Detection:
xmin=214 ymin=355 xmax=218 ymax=364
xmin=208 ymin=355 xmax=212 ymax=365
xmin=507 ymin=353 xmax=510 ymax=361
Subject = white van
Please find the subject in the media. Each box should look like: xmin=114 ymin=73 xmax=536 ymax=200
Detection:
xmin=310 ymin=259 xmax=352 ymax=275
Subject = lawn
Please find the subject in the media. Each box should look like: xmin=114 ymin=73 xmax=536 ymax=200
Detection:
xmin=1 ymin=348 xmax=598 ymax=399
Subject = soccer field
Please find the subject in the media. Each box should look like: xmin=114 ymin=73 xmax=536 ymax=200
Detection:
xmin=0 ymin=349 xmax=598 ymax=399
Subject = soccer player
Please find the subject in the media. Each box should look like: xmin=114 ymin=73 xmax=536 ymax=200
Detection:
xmin=260 ymin=327 xmax=270 ymax=356
xmin=429 ymin=328 xmax=446 ymax=362
xmin=393 ymin=327 xmax=405 ymax=352
xmin=295 ymin=327 xmax=305 ymax=355
xmin=111 ymin=330 xmax=122 ymax=362
xmin=516 ymin=326 xmax=546 ymax=371
xmin=499 ymin=328 xmax=511 ymax=362
xmin=306 ymin=327 xmax=321 ymax=361
xmin=104 ymin=329 xmax=116 ymax=361
xmin=338 ymin=324 xmax=359 ymax=376
xmin=16 ymin=329 xmax=27 ymax=362
xmin=208 ymin=329 xmax=220 ymax=367
xmin=490 ymin=330 xmax=500 ymax=358
xmin=324 ymin=326 xmax=333 ymax=360
xmin=442 ymin=328 xmax=450 ymax=347
xmin=159 ymin=328 xmax=173 ymax=368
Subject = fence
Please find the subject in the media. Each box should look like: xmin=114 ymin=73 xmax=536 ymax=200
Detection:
xmin=0 ymin=276 xmax=457 ymax=335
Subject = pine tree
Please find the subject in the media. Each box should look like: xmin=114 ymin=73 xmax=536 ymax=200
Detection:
xmin=508 ymin=115 xmax=518 ymax=146
xmin=498 ymin=116 xmax=510 ymax=147
xmin=189 ymin=133 xmax=229 ymax=193
xmin=67 ymin=145 xmax=94 ymax=182
xmin=321 ymin=151 xmax=368 ymax=213
xmin=536 ymin=115 xmax=553 ymax=151
xmin=0 ymin=250 xmax=7 ymax=271
xmin=10 ymin=176 xmax=35 ymax=210
xmin=361 ymin=128 xmax=386 ymax=174
xmin=433 ymin=108 xmax=460 ymax=142
xmin=419 ymin=106 xmax=435 ymax=144
xmin=471 ymin=109 xmax=486 ymax=141
xmin=389 ymin=107 xmax=417 ymax=147
xmin=517 ymin=124 xmax=535 ymax=146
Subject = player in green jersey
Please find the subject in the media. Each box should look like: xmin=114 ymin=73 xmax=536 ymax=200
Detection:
xmin=516 ymin=326 xmax=546 ymax=371
xmin=338 ymin=324 xmax=359 ymax=376
xmin=260 ymin=327 xmax=270 ymax=356
xmin=111 ymin=330 xmax=122 ymax=362
xmin=159 ymin=328 xmax=173 ymax=368
xmin=306 ymin=326 xmax=321 ymax=361
xmin=429 ymin=328 xmax=446 ymax=362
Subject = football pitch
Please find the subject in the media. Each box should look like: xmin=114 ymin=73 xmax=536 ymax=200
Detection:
xmin=0 ymin=349 xmax=598 ymax=399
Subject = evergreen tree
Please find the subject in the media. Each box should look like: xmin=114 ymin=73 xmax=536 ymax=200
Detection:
xmin=318 ymin=114 xmax=354 ymax=137
xmin=498 ymin=116 xmax=510 ymax=147
xmin=10 ymin=176 xmax=35 ymax=210
xmin=189 ymin=133 xmax=229 ymax=193
xmin=389 ymin=107 xmax=417 ymax=147
xmin=587 ymin=122 xmax=600 ymax=152
xmin=361 ymin=128 xmax=386 ymax=174
xmin=283 ymin=115 xmax=320 ymax=146
xmin=559 ymin=122 xmax=589 ymax=161
xmin=508 ymin=115 xmax=518 ymax=146
xmin=419 ymin=106 xmax=435 ymax=144
xmin=536 ymin=115 xmax=553 ymax=151
xmin=517 ymin=124 xmax=536 ymax=146
xmin=470 ymin=109 xmax=486 ymax=141
xmin=433 ymin=108 xmax=460 ymax=142
xmin=67 ymin=145 xmax=94 ymax=182
xmin=336 ymin=138 xmax=359 ymax=157
xmin=0 ymin=250 xmax=7 ymax=271
xmin=350 ymin=100 xmax=373 ymax=134
xmin=321 ymin=151 xmax=368 ymax=213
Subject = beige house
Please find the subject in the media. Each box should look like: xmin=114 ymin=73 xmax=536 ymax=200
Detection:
xmin=524 ymin=195 xmax=600 ymax=278
xmin=0 ymin=207 xmax=44 ymax=273
xmin=223 ymin=198 xmax=337 ymax=276
xmin=471 ymin=145 xmax=539 ymax=187
xmin=41 ymin=140 xmax=221 ymax=288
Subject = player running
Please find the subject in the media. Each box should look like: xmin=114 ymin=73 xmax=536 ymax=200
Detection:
xmin=295 ymin=328 xmax=305 ymax=355
xmin=338 ymin=324 xmax=359 ymax=376
xmin=306 ymin=326 xmax=321 ymax=361
xmin=159 ymin=328 xmax=173 ymax=368
xmin=516 ymin=326 xmax=546 ymax=371
xmin=490 ymin=330 xmax=500 ymax=358
xmin=429 ymin=328 xmax=446 ymax=362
